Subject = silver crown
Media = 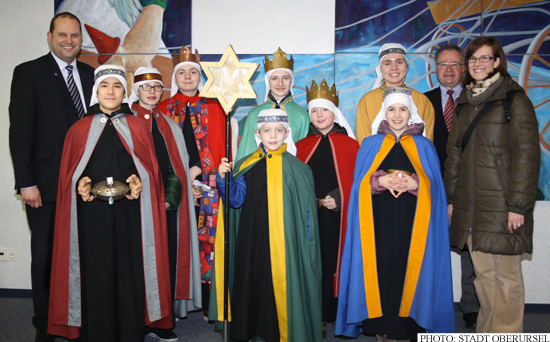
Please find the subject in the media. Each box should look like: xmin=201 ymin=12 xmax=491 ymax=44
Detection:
xmin=383 ymin=87 xmax=411 ymax=98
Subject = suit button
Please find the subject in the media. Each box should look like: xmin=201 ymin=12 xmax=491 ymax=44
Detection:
xmin=113 ymin=119 xmax=120 ymax=124
xmin=100 ymin=118 xmax=107 ymax=123
xmin=268 ymin=154 xmax=272 ymax=158
xmin=259 ymin=154 xmax=263 ymax=158
xmin=144 ymin=114 xmax=150 ymax=120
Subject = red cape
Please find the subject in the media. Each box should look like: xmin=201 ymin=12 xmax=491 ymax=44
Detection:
xmin=48 ymin=113 xmax=172 ymax=339
xmin=132 ymin=103 xmax=193 ymax=300
xmin=296 ymin=132 xmax=359 ymax=296
xmin=158 ymin=92 xmax=227 ymax=167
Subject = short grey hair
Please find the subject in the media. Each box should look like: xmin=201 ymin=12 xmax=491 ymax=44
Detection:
xmin=434 ymin=44 xmax=465 ymax=64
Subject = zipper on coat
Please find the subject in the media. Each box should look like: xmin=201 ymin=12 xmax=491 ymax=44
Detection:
xmin=467 ymin=106 xmax=477 ymax=248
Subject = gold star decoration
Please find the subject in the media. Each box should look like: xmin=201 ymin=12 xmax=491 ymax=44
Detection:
xmin=199 ymin=45 xmax=259 ymax=114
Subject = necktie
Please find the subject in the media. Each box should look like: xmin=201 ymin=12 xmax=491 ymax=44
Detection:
xmin=444 ymin=89 xmax=455 ymax=132
xmin=66 ymin=65 xmax=85 ymax=119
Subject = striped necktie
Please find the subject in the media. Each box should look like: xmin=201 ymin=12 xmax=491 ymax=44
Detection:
xmin=66 ymin=65 xmax=85 ymax=119
xmin=444 ymin=89 xmax=454 ymax=132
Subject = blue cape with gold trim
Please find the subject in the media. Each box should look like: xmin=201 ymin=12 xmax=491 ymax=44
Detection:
xmin=335 ymin=134 xmax=454 ymax=337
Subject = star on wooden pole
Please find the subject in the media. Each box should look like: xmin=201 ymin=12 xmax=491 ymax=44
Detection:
xmin=199 ymin=45 xmax=259 ymax=113
xmin=199 ymin=45 xmax=259 ymax=342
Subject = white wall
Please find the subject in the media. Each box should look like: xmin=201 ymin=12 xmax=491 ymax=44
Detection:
xmin=0 ymin=0 xmax=53 ymax=292
xmin=192 ymin=0 xmax=335 ymax=54
xmin=1 ymin=0 xmax=548 ymax=305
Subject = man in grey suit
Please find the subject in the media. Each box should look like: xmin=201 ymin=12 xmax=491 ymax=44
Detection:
xmin=9 ymin=12 xmax=94 ymax=342
xmin=424 ymin=44 xmax=479 ymax=330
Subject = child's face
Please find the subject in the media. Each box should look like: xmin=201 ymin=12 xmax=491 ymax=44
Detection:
xmin=381 ymin=53 xmax=407 ymax=87
xmin=268 ymin=70 xmax=292 ymax=99
xmin=137 ymin=81 xmax=163 ymax=107
xmin=97 ymin=77 xmax=125 ymax=114
xmin=310 ymin=107 xmax=335 ymax=135
xmin=385 ymin=103 xmax=410 ymax=136
xmin=256 ymin=122 xmax=289 ymax=151
xmin=175 ymin=64 xmax=201 ymax=96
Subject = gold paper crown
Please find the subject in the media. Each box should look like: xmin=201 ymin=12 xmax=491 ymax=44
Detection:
xmin=306 ymin=79 xmax=339 ymax=106
xmin=172 ymin=46 xmax=200 ymax=67
xmin=264 ymin=47 xmax=294 ymax=72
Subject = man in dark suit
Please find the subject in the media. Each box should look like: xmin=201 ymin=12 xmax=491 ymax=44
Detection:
xmin=424 ymin=44 xmax=479 ymax=330
xmin=8 ymin=12 xmax=94 ymax=342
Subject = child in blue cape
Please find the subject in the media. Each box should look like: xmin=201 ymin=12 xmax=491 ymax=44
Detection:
xmin=336 ymin=87 xmax=454 ymax=341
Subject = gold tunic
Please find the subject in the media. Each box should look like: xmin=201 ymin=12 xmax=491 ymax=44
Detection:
xmin=355 ymin=85 xmax=435 ymax=144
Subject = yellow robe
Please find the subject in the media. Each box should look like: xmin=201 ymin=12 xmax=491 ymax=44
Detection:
xmin=355 ymin=86 xmax=435 ymax=144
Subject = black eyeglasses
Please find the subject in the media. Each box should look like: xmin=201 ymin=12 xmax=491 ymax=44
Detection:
xmin=468 ymin=56 xmax=496 ymax=64
xmin=139 ymin=84 xmax=163 ymax=92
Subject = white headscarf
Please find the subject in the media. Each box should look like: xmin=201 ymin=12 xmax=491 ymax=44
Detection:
xmin=129 ymin=67 xmax=163 ymax=104
xmin=264 ymin=68 xmax=295 ymax=102
xmin=373 ymin=43 xmax=407 ymax=90
xmin=90 ymin=64 xmax=128 ymax=106
xmin=170 ymin=61 xmax=204 ymax=98
xmin=307 ymin=98 xmax=356 ymax=139
xmin=254 ymin=108 xmax=297 ymax=155
xmin=371 ymin=87 xmax=425 ymax=137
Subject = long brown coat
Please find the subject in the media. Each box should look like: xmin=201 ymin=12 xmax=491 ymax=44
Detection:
xmin=444 ymin=75 xmax=540 ymax=255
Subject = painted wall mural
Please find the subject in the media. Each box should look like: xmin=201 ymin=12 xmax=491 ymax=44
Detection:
xmin=55 ymin=0 xmax=191 ymax=102
xmin=57 ymin=0 xmax=550 ymax=198
xmin=333 ymin=0 xmax=550 ymax=198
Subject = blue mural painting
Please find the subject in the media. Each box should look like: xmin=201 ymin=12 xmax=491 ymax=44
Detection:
xmin=332 ymin=0 xmax=550 ymax=198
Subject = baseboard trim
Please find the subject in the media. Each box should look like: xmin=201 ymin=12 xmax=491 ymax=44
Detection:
xmin=525 ymin=304 xmax=550 ymax=313
xmin=0 ymin=289 xmax=32 ymax=298
xmin=454 ymin=302 xmax=550 ymax=313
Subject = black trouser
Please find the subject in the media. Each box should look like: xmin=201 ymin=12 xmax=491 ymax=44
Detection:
xmin=26 ymin=201 xmax=56 ymax=329
xmin=460 ymin=247 xmax=480 ymax=314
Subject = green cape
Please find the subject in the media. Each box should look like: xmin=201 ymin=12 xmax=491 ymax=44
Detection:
xmin=210 ymin=145 xmax=322 ymax=342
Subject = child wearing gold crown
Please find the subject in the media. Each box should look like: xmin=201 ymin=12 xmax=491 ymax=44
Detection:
xmin=211 ymin=109 xmax=322 ymax=342
xmin=336 ymin=87 xmax=454 ymax=340
xmin=236 ymin=47 xmax=310 ymax=161
xmin=295 ymin=80 xmax=359 ymax=337
xmin=157 ymin=46 xmax=228 ymax=321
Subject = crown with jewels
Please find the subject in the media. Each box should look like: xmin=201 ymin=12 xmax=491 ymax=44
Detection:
xmin=172 ymin=46 xmax=200 ymax=67
xmin=306 ymin=79 xmax=339 ymax=106
xmin=264 ymin=47 xmax=294 ymax=72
